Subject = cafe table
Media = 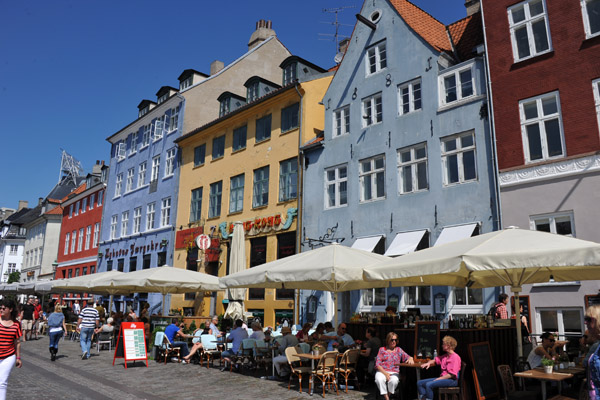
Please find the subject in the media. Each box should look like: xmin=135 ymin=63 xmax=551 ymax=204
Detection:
xmin=398 ymin=360 xmax=427 ymax=381
xmin=296 ymin=352 xmax=324 ymax=395
xmin=513 ymin=368 xmax=573 ymax=400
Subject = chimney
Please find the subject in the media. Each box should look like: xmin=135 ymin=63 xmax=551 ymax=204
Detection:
xmin=92 ymin=160 xmax=104 ymax=175
xmin=465 ymin=0 xmax=480 ymax=16
xmin=17 ymin=200 xmax=28 ymax=211
xmin=248 ymin=19 xmax=276 ymax=51
xmin=210 ymin=60 xmax=224 ymax=75
xmin=38 ymin=197 xmax=43 ymax=206
xmin=339 ymin=38 xmax=350 ymax=55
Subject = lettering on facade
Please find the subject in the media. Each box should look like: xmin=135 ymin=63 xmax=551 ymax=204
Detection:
xmin=218 ymin=207 xmax=297 ymax=239
xmin=104 ymin=240 xmax=167 ymax=260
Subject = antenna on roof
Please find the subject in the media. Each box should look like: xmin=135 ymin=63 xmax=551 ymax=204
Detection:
xmin=319 ymin=6 xmax=355 ymax=60
xmin=58 ymin=149 xmax=84 ymax=185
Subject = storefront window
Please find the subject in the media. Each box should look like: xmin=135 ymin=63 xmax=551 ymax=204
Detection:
xmin=276 ymin=232 xmax=295 ymax=299
xmin=186 ymin=248 xmax=198 ymax=271
xmin=157 ymin=251 xmax=166 ymax=267
xmin=249 ymin=237 xmax=266 ymax=300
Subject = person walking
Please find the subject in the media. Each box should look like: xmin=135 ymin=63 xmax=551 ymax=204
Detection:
xmin=19 ymin=296 xmax=35 ymax=341
xmin=47 ymin=304 xmax=67 ymax=361
xmin=76 ymin=302 xmax=99 ymax=360
xmin=0 ymin=298 xmax=22 ymax=400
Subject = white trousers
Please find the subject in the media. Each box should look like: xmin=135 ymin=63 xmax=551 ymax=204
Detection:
xmin=375 ymin=371 xmax=399 ymax=395
xmin=273 ymin=354 xmax=289 ymax=375
xmin=0 ymin=355 xmax=16 ymax=400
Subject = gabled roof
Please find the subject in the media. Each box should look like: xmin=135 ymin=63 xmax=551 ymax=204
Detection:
xmin=448 ymin=12 xmax=483 ymax=61
xmin=45 ymin=205 xmax=63 ymax=216
xmin=177 ymin=69 xmax=209 ymax=82
xmin=3 ymin=207 xmax=31 ymax=225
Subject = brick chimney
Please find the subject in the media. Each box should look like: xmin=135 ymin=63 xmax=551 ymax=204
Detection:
xmin=17 ymin=200 xmax=28 ymax=211
xmin=248 ymin=19 xmax=276 ymax=51
xmin=465 ymin=0 xmax=480 ymax=16
xmin=210 ymin=60 xmax=225 ymax=75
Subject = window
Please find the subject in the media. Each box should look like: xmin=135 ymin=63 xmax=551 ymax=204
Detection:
xmin=168 ymin=106 xmax=180 ymax=133
xmin=593 ymin=79 xmax=600 ymax=132
xmin=153 ymin=117 xmax=164 ymax=141
xmin=453 ymin=288 xmax=483 ymax=305
xmin=397 ymin=144 xmax=428 ymax=194
xmin=256 ymin=114 xmax=272 ymax=142
xmin=129 ymin=132 xmax=138 ymax=155
xmin=7 ymin=264 xmax=16 ymax=274
xmin=126 ymin=168 xmax=134 ymax=192
xmin=194 ymin=144 xmax=206 ymax=167
xmin=208 ymin=181 xmax=222 ymax=218
xmin=77 ymin=228 xmax=84 ymax=252
xmin=74 ymin=201 xmax=80 ymax=216
xmin=121 ymin=211 xmax=129 ymax=237
xmin=133 ymin=207 xmax=142 ymax=234
xmin=93 ymin=223 xmax=99 ymax=247
xmin=538 ymin=308 xmax=583 ymax=337
xmin=85 ymin=225 xmax=91 ymax=250
xmin=366 ymin=41 xmax=387 ymax=75
xmin=81 ymin=198 xmax=87 ymax=213
xmin=233 ymin=126 xmax=247 ymax=152
xmin=283 ymin=62 xmax=297 ymax=85
xmin=212 ymin=136 xmax=225 ymax=159
xmin=129 ymin=257 xmax=137 ymax=272
xmin=362 ymin=94 xmax=382 ymax=127
xmin=281 ymin=103 xmax=299 ymax=133
xmin=190 ymin=188 xmax=203 ymax=222
xmin=69 ymin=205 xmax=73 ymax=218
xmin=441 ymin=131 xmax=477 ymax=185
xmin=359 ymin=155 xmax=385 ymax=202
xmin=520 ymin=92 xmax=564 ymax=163
xmin=98 ymin=190 xmax=103 ymax=206
xmin=165 ymin=148 xmax=176 ymax=177
xmin=582 ymin=0 xmax=600 ymax=38
xmin=116 ymin=142 xmax=126 ymax=160
xmin=325 ymin=165 xmax=348 ymax=209
xmin=229 ymin=174 xmax=244 ymax=214
xmin=398 ymin=78 xmax=422 ymax=115
xmin=334 ymin=106 xmax=350 ymax=137
xmin=161 ymin=197 xmax=171 ymax=226
xmin=64 ymin=233 xmax=70 ymax=255
xmin=151 ymin=156 xmax=160 ymax=182
xmin=9 ymin=245 xmax=17 ymax=255
xmin=508 ymin=0 xmax=551 ymax=62
xmin=247 ymin=82 xmax=259 ymax=102
xmin=142 ymin=124 xmax=151 ymax=147
xmin=71 ymin=230 xmax=76 ymax=253
xmin=253 ymin=166 xmax=269 ymax=208
xmin=531 ymin=212 xmax=574 ymax=236
xmin=279 ymin=158 xmax=297 ymax=202
xmin=115 ymin=174 xmax=123 ymax=197
xmin=82 ymin=267 xmax=87 ymax=275
xmin=404 ymin=286 xmax=431 ymax=306
xmin=362 ymin=288 xmax=386 ymax=309
xmin=90 ymin=194 xmax=95 ymax=210
xmin=138 ymin=162 xmax=146 ymax=187
xmin=110 ymin=216 xmax=118 ymax=239
xmin=439 ymin=64 xmax=475 ymax=106
xmin=146 ymin=203 xmax=155 ymax=231
xmin=219 ymin=98 xmax=230 ymax=116
xmin=180 ymin=76 xmax=192 ymax=91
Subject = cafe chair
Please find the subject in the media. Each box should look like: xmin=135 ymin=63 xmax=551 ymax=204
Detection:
xmin=497 ymin=365 xmax=538 ymax=400
xmin=285 ymin=346 xmax=312 ymax=393
xmin=337 ymin=349 xmax=360 ymax=393
xmin=438 ymin=361 xmax=467 ymax=400
xmin=296 ymin=342 xmax=311 ymax=354
xmin=159 ymin=333 xmax=181 ymax=364
xmin=309 ymin=351 xmax=339 ymax=397
xmin=255 ymin=340 xmax=271 ymax=373
xmin=239 ymin=338 xmax=257 ymax=370
xmin=199 ymin=334 xmax=221 ymax=369
xmin=96 ymin=331 xmax=113 ymax=353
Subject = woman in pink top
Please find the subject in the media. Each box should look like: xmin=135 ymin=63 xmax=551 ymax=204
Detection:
xmin=374 ymin=332 xmax=414 ymax=400
xmin=418 ymin=335 xmax=462 ymax=400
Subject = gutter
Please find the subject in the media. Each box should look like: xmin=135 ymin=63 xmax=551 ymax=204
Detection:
xmin=293 ymin=80 xmax=303 ymax=327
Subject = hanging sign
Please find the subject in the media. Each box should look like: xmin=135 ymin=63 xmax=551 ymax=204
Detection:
xmin=195 ymin=234 xmax=211 ymax=250
xmin=113 ymin=321 xmax=148 ymax=368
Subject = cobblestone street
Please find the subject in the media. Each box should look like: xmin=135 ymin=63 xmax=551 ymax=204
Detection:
xmin=8 ymin=336 xmax=377 ymax=399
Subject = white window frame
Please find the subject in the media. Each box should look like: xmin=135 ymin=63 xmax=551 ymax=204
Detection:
xmin=593 ymin=79 xmax=600 ymax=133
xmin=164 ymin=148 xmax=175 ymax=178
xmin=77 ymin=228 xmax=84 ymax=252
xmin=71 ymin=230 xmax=76 ymax=253
xmin=535 ymin=307 xmax=584 ymax=339
xmin=142 ymin=124 xmax=151 ymax=147
xmin=110 ymin=215 xmax=118 ymax=239
xmin=333 ymin=106 xmax=350 ymax=137
xmin=441 ymin=131 xmax=478 ymax=186
xmin=397 ymin=143 xmax=428 ymax=194
xmin=161 ymin=197 xmax=171 ymax=227
xmin=129 ymin=132 xmax=138 ymax=155
xmin=530 ymin=211 xmax=575 ymax=237
xmin=359 ymin=155 xmax=385 ymax=203
xmin=365 ymin=41 xmax=387 ymax=76
xmin=439 ymin=63 xmax=476 ymax=107
xmin=324 ymin=164 xmax=348 ymax=209
xmin=146 ymin=203 xmax=155 ymax=231
xmin=93 ymin=223 xmax=99 ymax=248
xmin=450 ymin=287 xmax=484 ymax=315
xmin=85 ymin=225 xmax=91 ymax=250
xmin=115 ymin=174 xmax=123 ymax=197
xmin=359 ymin=288 xmax=388 ymax=312
xmin=581 ymin=0 xmax=600 ymax=38
xmin=401 ymin=286 xmax=433 ymax=315
xmin=508 ymin=0 xmax=552 ymax=62
xmin=253 ymin=166 xmax=269 ymax=208
xmin=138 ymin=162 xmax=147 ymax=188
xmin=229 ymin=175 xmax=244 ymax=214
xmin=74 ymin=201 xmax=80 ymax=216
xmin=151 ymin=156 xmax=160 ymax=182
xmin=90 ymin=194 xmax=95 ymax=210
xmin=117 ymin=142 xmax=126 ymax=161
xmin=133 ymin=207 xmax=142 ymax=234
xmin=398 ymin=78 xmax=422 ymax=115
xmin=168 ymin=106 xmax=180 ymax=133
xmin=9 ymin=245 xmax=17 ymax=255
xmin=64 ymin=233 xmax=70 ymax=255
xmin=362 ymin=93 xmax=383 ymax=127
xmin=153 ymin=117 xmax=164 ymax=141
xmin=81 ymin=198 xmax=87 ymax=213
xmin=519 ymin=91 xmax=565 ymax=163
xmin=126 ymin=168 xmax=134 ymax=192
xmin=121 ymin=211 xmax=129 ymax=237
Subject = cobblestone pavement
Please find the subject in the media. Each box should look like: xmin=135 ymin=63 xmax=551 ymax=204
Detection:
xmin=8 ymin=336 xmax=378 ymax=399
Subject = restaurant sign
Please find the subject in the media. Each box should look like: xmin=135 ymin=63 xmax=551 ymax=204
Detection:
xmin=104 ymin=240 xmax=167 ymax=260
xmin=218 ymin=207 xmax=297 ymax=239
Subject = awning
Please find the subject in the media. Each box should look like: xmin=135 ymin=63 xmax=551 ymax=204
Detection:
xmin=384 ymin=230 xmax=428 ymax=256
xmin=434 ymin=223 xmax=479 ymax=247
xmin=351 ymin=235 xmax=384 ymax=252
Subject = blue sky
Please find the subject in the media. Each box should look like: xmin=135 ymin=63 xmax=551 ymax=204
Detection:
xmin=0 ymin=0 xmax=467 ymax=209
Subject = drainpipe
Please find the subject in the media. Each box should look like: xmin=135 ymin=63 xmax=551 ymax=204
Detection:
xmin=293 ymin=81 xmax=303 ymax=327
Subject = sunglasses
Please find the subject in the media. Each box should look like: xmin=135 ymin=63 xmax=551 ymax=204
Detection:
xmin=390 ymin=338 xmax=398 ymax=342
xmin=0 ymin=306 xmax=6 ymax=310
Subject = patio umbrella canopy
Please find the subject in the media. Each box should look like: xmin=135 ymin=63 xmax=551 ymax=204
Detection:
xmin=51 ymin=270 xmax=127 ymax=295
xmin=224 ymin=222 xmax=246 ymax=321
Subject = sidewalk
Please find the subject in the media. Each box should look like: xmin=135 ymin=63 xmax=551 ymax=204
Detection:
xmin=8 ymin=336 xmax=375 ymax=399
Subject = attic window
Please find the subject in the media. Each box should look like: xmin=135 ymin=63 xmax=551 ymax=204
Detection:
xmin=180 ymin=76 xmax=193 ymax=91
xmin=157 ymin=93 xmax=168 ymax=104
xmin=370 ymin=10 xmax=382 ymax=23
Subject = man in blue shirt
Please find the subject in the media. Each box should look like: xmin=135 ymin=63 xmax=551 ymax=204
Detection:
xmin=164 ymin=319 xmax=190 ymax=363
xmin=220 ymin=319 xmax=248 ymax=371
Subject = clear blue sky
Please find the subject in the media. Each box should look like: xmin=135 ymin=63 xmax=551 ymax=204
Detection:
xmin=0 ymin=0 xmax=466 ymax=209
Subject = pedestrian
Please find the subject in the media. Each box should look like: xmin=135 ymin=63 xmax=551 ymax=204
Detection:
xmin=0 ymin=298 xmax=22 ymax=400
xmin=47 ymin=304 xmax=67 ymax=361
xmin=73 ymin=300 xmax=81 ymax=316
xmin=76 ymin=302 xmax=99 ymax=360
xmin=584 ymin=305 xmax=600 ymax=399
xmin=19 ymin=296 xmax=35 ymax=341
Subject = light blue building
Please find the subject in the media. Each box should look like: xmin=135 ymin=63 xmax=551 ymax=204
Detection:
xmin=300 ymin=0 xmax=500 ymax=324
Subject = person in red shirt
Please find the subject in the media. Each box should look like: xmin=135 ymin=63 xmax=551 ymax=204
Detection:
xmin=33 ymin=298 xmax=42 ymax=340
xmin=0 ymin=298 xmax=22 ymax=398
xmin=494 ymin=294 xmax=509 ymax=320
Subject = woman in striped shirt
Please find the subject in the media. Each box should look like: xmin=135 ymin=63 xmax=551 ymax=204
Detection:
xmin=0 ymin=298 xmax=22 ymax=400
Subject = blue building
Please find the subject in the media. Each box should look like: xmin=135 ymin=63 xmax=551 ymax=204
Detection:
xmin=300 ymin=0 xmax=500 ymax=324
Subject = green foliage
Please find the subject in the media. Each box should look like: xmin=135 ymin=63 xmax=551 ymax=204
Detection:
xmin=150 ymin=326 xmax=165 ymax=349
xmin=7 ymin=271 xmax=20 ymax=284
xmin=541 ymin=357 xmax=554 ymax=366
xmin=189 ymin=320 xmax=197 ymax=333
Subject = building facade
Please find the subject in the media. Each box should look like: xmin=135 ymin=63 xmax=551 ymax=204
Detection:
xmin=481 ymin=0 xmax=600 ymax=338
xmin=0 ymin=202 xmax=30 ymax=283
xmin=300 ymin=0 xmax=501 ymax=324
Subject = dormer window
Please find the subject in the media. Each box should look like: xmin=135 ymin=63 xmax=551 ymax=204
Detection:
xmin=283 ymin=62 xmax=297 ymax=85
xmin=139 ymin=107 xmax=149 ymax=118
xmin=247 ymin=82 xmax=259 ymax=102
xmin=180 ymin=76 xmax=193 ymax=91
xmin=157 ymin=93 xmax=168 ymax=104
xmin=220 ymin=98 xmax=230 ymax=117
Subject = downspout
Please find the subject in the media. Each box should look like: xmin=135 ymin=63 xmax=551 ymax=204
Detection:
xmin=293 ymin=81 xmax=304 ymax=327
xmin=480 ymin=4 xmax=503 ymax=231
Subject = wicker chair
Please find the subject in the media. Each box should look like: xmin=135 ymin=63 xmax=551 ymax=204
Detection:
xmin=309 ymin=351 xmax=339 ymax=397
xmin=285 ymin=346 xmax=312 ymax=393
xmin=497 ymin=364 xmax=539 ymax=400
xmin=337 ymin=349 xmax=360 ymax=392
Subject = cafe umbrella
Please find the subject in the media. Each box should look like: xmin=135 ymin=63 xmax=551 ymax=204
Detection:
xmin=223 ymin=222 xmax=246 ymax=321
xmin=363 ymin=227 xmax=600 ymax=357
xmin=51 ymin=270 xmax=129 ymax=312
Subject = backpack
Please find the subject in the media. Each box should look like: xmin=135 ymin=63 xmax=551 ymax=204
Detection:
xmin=487 ymin=303 xmax=501 ymax=320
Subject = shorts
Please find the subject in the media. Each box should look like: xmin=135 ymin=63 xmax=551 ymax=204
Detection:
xmin=21 ymin=319 xmax=33 ymax=330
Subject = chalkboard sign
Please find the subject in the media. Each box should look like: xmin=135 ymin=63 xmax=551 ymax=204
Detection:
xmin=469 ymin=341 xmax=499 ymax=400
xmin=414 ymin=321 xmax=440 ymax=359
xmin=113 ymin=321 xmax=148 ymax=368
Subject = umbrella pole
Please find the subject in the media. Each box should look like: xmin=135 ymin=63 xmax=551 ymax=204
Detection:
xmin=109 ymin=295 xmax=114 ymax=315
xmin=512 ymin=287 xmax=523 ymax=358
xmin=162 ymin=293 xmax=166 ymax=316
xmin=334 ymin=292 xmax=338 ymax=327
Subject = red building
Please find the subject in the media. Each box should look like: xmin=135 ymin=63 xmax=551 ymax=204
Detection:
xmin=481 ymin=0 xmax=600 ymax=337
xmin=56 ymin=162 xmax=107 ymax=304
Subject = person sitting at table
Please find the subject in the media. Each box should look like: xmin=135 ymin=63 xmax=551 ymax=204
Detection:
xmin=99 ymin=317 xmax=115 ymax=333
xmin=323 ymin=322 xmax=354 ymax=352
xmin=220 ymin=319 xmax=248 ymax=372
xmin=418 ymin=335 xmax=461 ymax=400
xmin=527 ymin=331 xmax=560 ymax=368
xmin=310 ymin=323 xmax=325 ymax=342
xmin=272 ymin=326 xmax=299 ymax=379
xmin=209 ymin=315 xmax=222 ymax=338
xmin=182 ymin=332 xmax=204 ymax=363
xmin=164 ymin=318 xmax=191 ymax=364
xmin=296 ymin=322 xmax=312 ymax=342
xmin=360 ymin=327 xmax=382 ymax=378
xmin=375 ymin=332 xmax=414 ymax=400
xmin=249 ymin=321 xmax=265 ymax=341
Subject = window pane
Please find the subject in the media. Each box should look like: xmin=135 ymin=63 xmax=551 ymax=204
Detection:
xmin=454 ymin=288 xmax=466 ymax=305
xmin=418 ymin=286 xmax=431 ymax=305
xmin=461 ymin=134 xmax=474 ymax=148
xmin=376 ymin=171 xmax=385 ymax=198
xmin=417 ymin=162 xmax=428 ymax=190
xmin=563 ymin=310 xmax=582 ymax=334
xmin=413 ymin=83 xmax=422 ymax=110
xmin=374 ymin=288 xmax=386 ymax=306
xmin=447 ymin=154 xmax=459 ymax=183
xmin=535 ymin=219 xmax=551 ymax=232
xmin=327 ymin=170 xmax=336 ymax=181
xmin=405 ymin=287 xmax=416 ymax=305
xmin=544 ymin=119 xmax=563 ymax=157
xmin=401 ymin=150 xmax=411 ymax=163
xmin=379 ymin=45 xmax=387 ymax=69
xmin=463 ymin=150 xmax=476 ymax=181
xmin=363 ymin=176 xmax=372 ymax=200
xmin=515 ymin=26 xmax=531 ymax=59
xmin=362 ymin=160 xmax=372 ymax=173
xmin=445 ymin=75 xmax=457 ymax=103
xmin=532 ymin=19 xmax=549 ymax=53
xmin=327 ymin=184 xmax=335 ymax=207
xmin=526 ymin=124 xmax=543 ymax=160
xmin=523 ymin=101 xmax=538 ymax=120
xmin=415 ymin=147 xmax=426 ymax=159
xmin=444 ymin=138 xmax=457 ymax=152
xmin=541 ymin=97 xmax=557 ymax=115
xmin=402 ymin=166 xmax=413 ymax=192
xmin=555 ymin=218 xmax=573 ymax=235
xmin=589 ymin=0 xmax=600 ymax=34
xmin=339 ymin=166 xmax=347 ymax=179
xmin=375 ymin=157 xmax=384 ymax=169
xmin=339 ymin=181 xmax=347 ymax=205
xmin=529 ymin=0 xmax=544 ymax=16
xmin=363 ymin=290 xmax=373 ymax=306
xmin=540 ymin=310 xmax=558 ymax=332
xmin=469 ymin=288 xmax=483 ymax=304
xmin=460 ymin=69 xmax=473 ymax=98
xmin=511 ymin=6 xmax=526 ymax=23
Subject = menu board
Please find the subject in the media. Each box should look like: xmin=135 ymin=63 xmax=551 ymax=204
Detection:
xmin=113 ymin=322 xmax=148 ymax=368
xmin=469 ymin=342 xmax=499 ymax=400
xmin=414 ymin=321 xmax=440 ymax=359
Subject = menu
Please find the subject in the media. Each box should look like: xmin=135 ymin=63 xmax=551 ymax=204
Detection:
xmin=113 ymin=322 xmax=148 ymax=368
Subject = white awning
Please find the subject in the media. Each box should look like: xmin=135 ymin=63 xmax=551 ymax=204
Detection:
xmin=351 ymin=235 xmax=384 ymax=252
xmin=384 ymin=230 xmax=428 ymax=257
xmin=434 ymin=223 xmax=479 ymax=247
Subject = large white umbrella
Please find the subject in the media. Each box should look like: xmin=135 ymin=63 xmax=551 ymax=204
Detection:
xmin=51 ymin=270 xmax=127 ymax=295
xmin=363 ymin=228 xmax=600 ymax=356
xmin=224 ymin=222 xmax=246 ymax=321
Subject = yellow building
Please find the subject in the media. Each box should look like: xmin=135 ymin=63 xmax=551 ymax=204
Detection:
xmin=173 ymin=56 xmax=332 ymax=326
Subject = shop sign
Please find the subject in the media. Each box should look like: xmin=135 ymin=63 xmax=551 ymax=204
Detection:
xmin=218 ymin=207 xmax=297 ymax=239
xmin=104 ymin=239 xmax=167 ymax=260
xmin=175 ymin=227 xmax=204 ymax=250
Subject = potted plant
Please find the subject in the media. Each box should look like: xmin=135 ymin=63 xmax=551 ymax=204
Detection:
xmin=541 ymin=357 xmax=555 ymax=374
